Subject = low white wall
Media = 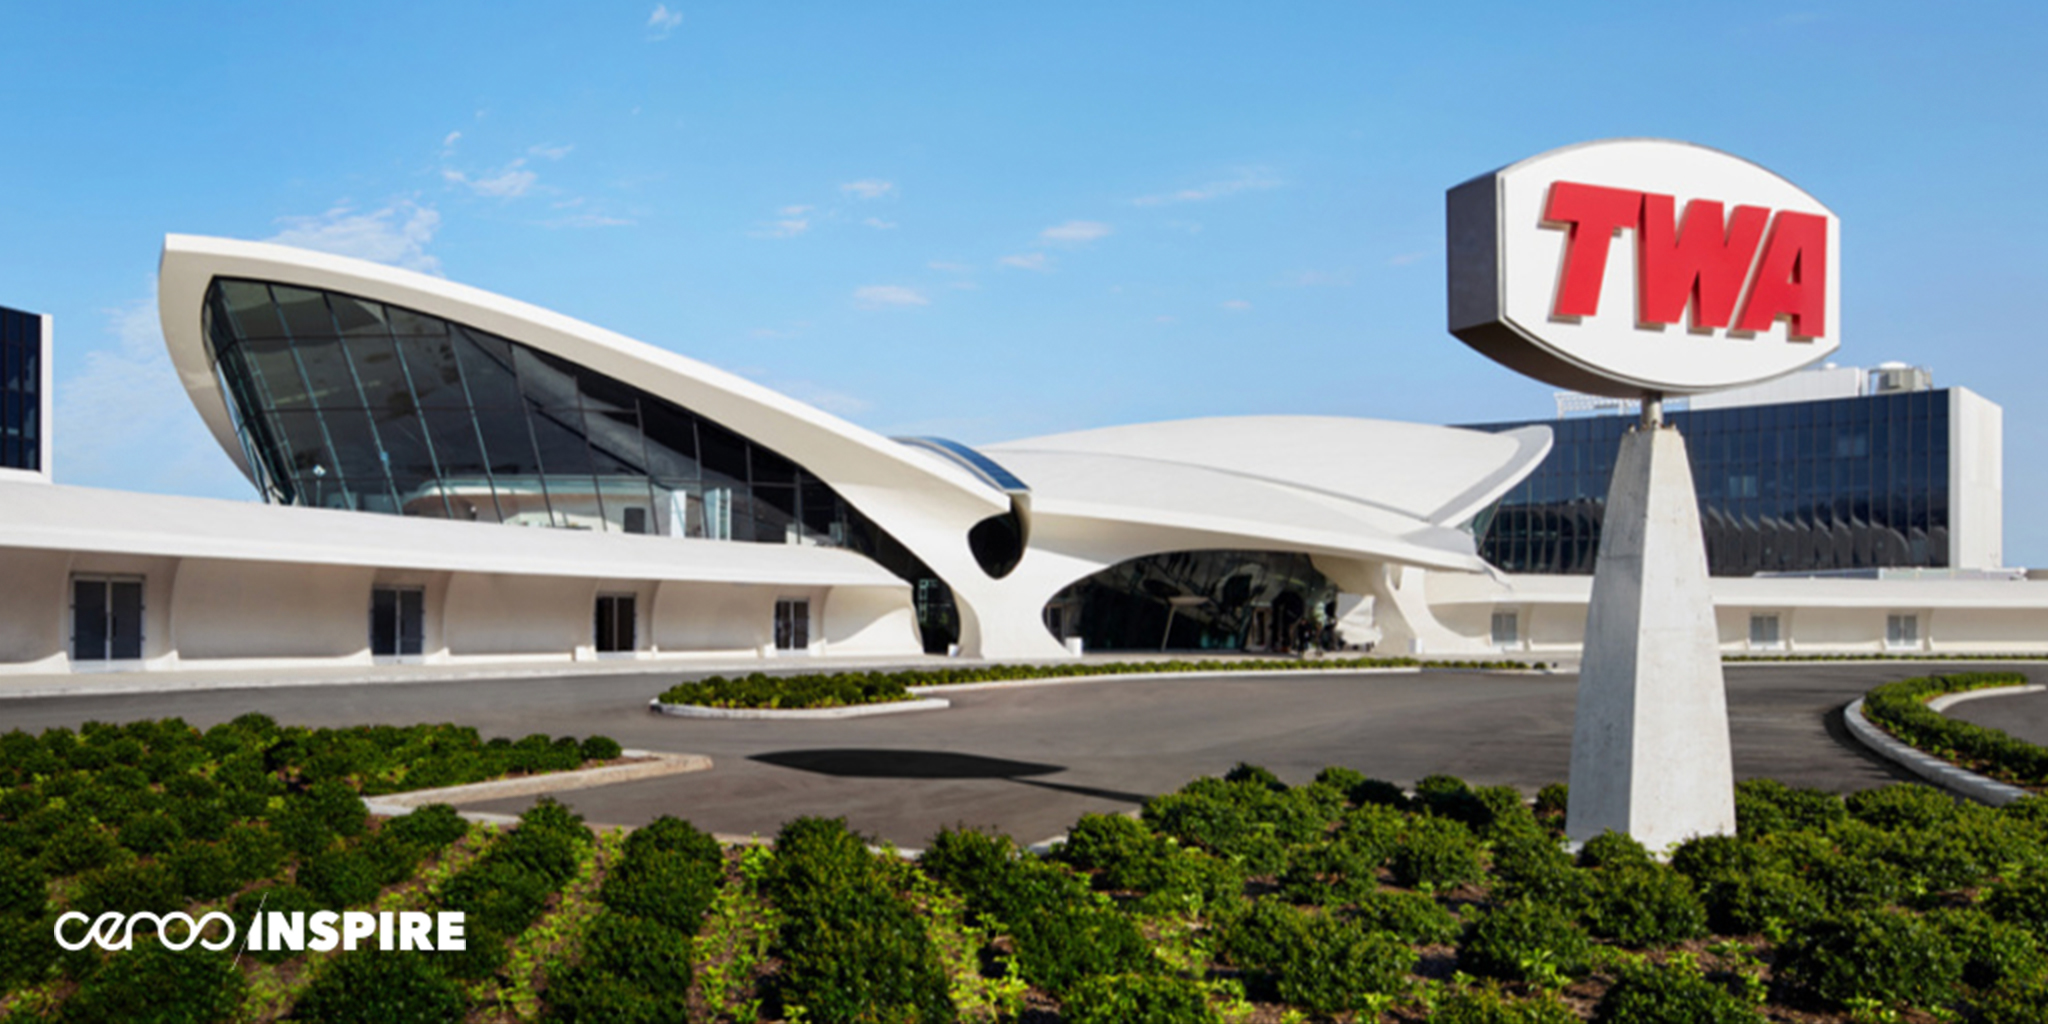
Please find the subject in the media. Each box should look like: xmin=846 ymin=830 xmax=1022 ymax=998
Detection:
xmin=820 ymin=585 xmax=921 ymax=654
xmin=443 ymin=574 xmax=593 ymax=657
xmin=651 ymin=581 xmax=776 ymax=654
xmin=172 ymin=559 xmax=375 ymax=660
xmin=0 ymin=548 xmax=70 ymax=666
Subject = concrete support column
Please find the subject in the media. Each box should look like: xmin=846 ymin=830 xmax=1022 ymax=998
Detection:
xmin=1566 ymin=422 xmax=1736 ymax=851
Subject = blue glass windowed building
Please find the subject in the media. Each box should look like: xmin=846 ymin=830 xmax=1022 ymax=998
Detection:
xmin=1460 ymin=367 xmax=2004 ymax=577
xmin=0 ymin=304 xmax=50 ymax=479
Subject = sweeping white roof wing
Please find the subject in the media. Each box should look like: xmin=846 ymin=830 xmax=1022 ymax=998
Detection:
xmin=987 ymin=416 xmax=1551 ymax=527
xmin=155 ymin=234 xmax=1005 ymax=519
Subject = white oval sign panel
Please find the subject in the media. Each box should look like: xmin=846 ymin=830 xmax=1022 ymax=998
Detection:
xmin=1447 ymin=138 xmax=1840 ymax=398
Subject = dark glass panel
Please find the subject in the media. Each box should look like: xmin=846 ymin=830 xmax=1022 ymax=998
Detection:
xmin=529 ymin=406 xmax=595 ymax=476
xmin=752 ymin=484 xmax=799 ymax=543
xmin=218 ymin=280 xmax=287 ymax=340
xmin=319 ymin=407 xmax=390 ymax=482
xmin=371 ymin=588 xmax=398 ymax=656
xmin=3 ymin=342 xmax=17 ymax=390
xmin=294 ymin=336 xmax=359 ymax=409
xmin=72 ymin=579 xmax=108 ymax=661
xmin=699 ymin=422 xmax=748 ymax=484
xmin=638 ymin=406 xmax=697 ymax=481
xmin=109 ymin=581 xmax=144 ymax=660
xmin=239 ymin=337 xmax=314 ymax=409
xmin=473 ymin=405 xmax=542 ymax=476
xmin=452 ymin=327 xmax=523 ymax=407
xmin=583 ymin=406 xmax=649 ymax=476
xmin=273 ymin=286 xmax=339 ymax=341
xmin=801 ymin=480 xmax=842 ymax=541
xmin=513 ymin=345 xmax=582 ymax=408
xmin=327 ymin=293 xmax=388 ymax=337
xmin=343 ymin=334 xmax=409 ymax=410
xmin=751 ymin=446 xmax=798 ymax=486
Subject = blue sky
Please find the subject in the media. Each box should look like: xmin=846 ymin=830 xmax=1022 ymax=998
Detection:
xmin=3 ymin=2 xmax=2044 ymax=565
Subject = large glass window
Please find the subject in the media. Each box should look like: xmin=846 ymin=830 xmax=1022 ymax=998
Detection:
xmin=0 ymin=306 xmax=41 ymax=472
xmin=1463 ymin=389 xmax=1955 ymax=577
xmin=72 ymin=576 xmax=144 ymax=661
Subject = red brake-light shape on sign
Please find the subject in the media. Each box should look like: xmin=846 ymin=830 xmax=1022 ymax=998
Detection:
xmin=1543 ymin=181 xmax=1642 ymax=317
xmin=1734 ymin=211 xmax=1828 ymax=339
xmin=1636 ymin=195 xmax=1770 ymax=330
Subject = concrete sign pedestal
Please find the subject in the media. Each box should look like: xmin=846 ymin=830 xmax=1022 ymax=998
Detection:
xmin=1565 ymin=418 xmax=1736 ymax=851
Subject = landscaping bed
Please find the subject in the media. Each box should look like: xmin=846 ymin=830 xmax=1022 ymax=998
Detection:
xmin=7 ymin=715 xmax=2048 ymax=1022
xmin=1861 ymin=671 xmax=2048 ymax=792
xmin=655 ymin=656 xmax=1545 ymax=711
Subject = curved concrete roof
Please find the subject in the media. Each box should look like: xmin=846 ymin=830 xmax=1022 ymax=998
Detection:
xmin=156 ymin=235 xmax=1006 ymax=522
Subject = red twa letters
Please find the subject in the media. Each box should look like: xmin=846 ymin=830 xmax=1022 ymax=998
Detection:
xmin=1542 ymin=180 xmax=1827 ymax=339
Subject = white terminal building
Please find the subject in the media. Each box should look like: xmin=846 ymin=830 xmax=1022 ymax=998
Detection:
xmin=0 ymin=236 xmax=2040 ymax=676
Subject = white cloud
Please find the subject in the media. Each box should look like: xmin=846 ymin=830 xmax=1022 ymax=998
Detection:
xmin=265 ymin=201 xmax=443 ymax=274
xmin=647 ymin=4 xmax=682 ymax=39
xmin=1386 ymin=250 xmax=1430 ymax=267
xmin=1039 ymin=220 xmax=1111 ymax=244
xmin=840 ymin=179 xmax=896 ymax=200
xmin=528 ymin=142 xmax=574 ymax=160
xmin=54 ymin=291 xmax=256 ymax=499
xmin=1221 ymin=299 xmax=1252 ymax=312
xmin=854 ymin=285 xmax=929 ymax=309
xmin=444 ymin=159 xmax=538 ymax=199
xmin=1280 ymin=269 xmax=1351 ymax=287
xmin=439 ymin=131 xmax=461 ymax=156
xmin=779 ymin=204 xmax=813 ymax=216
xmin=1132 ymin=169 xmax=1282 ymax=206
xmin=755 ymin=217 xmax=809 ymax=238
xmin=1154 ymin=315 xmax=1177 ymax=324
xmin=999 ymin=252 xmax=1051 ymax=271
xmin=772 ymin=380 xmax=872 ymax=417
xmin=861 ymin=217 xmax=897 ymax=230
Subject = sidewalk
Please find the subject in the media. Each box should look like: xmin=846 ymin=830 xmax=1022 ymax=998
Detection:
xmin=0 ymin=649 xmax=1410 ymax=701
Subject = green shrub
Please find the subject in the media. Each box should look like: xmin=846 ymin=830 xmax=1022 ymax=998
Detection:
xmin=1978 ymin=975 xmax=2048 ymax=1024
xmin=1592 ymin=955 xmax=1764 ymax=1024
xmin=38 ymin=823 xmax=120 ymax=877
xmin=297 ymin=845 xmax=383 ymax=907
xmin=305 ymin=778 xmax=368 ymax=838
xmin=1699 ymin=867 xmax=1824 ymax=938
xmin=223 ymin=821 xmax=286 ymax=883
xmin=625 ymin=815 xmax=723 ymax=865
xmin=1390 ymin=815 xmax=1482 ymax=890
xmin=1733 ymin=778 xmax=1844 ymax=836
xmin=1778 ymin=908 xmax=1963 ymax=1010
xmin=578 ymin=735 xmax=623 ymax=762
xmin=543 ymin=966 xmax=691 ymax=1024
xmin=116 ymin=809 xmax=184 ymax=856
xmin=1348 ymin=777 xmax=1413 ymax=812
xmin=766 ymin=817 xmax=955 ymax=1022
xmin=1275 ymin=914 xmax=1416 ymax=1014
xmin=1846 ymin=783 xmax=1959 ymax=831
xmin=72 ymin=860 xmax=180 ymax=920
xmin=1011 ymin=901 xmax=1153 ymax=995
xmin=578 ymin=913 xmax=694 ymax=990
xmin=287 ymin=949 xmax=468 ymax=1024
xmin=1669 ymin=833 xmax=1759 ymax=882
xmin=165 ymin=840 xmax=241 ymax=902
xmin=1061 ymin=973 xmax=1219 ymax=1024
xmin=62 ymin=941 xmax=245 ymax=1024
xmin=1459 ymin=900 xmax=1596 ymax=984
xmin=1489 ymin=829 xmax=1585 ymax=909
xmin=1435 ymin=982 xmax=1581 ymax=1024
xmin=381 ymin=804 xmax=469 ymax=850
xmin=1985 ymin=871 xmax=2048 ymax=939
xmin=1533 ymin=783 xmax=1570 ymax=820
xmin=1580 ymin=865 xmax=1707 ymax=947
xmin=1929 ymin=906 xmax=2048 ymax=990
xmin=1860 ymin=672 xmax=2047 ymax=787
xmin=1279 ymin=836 xmax=1386 ymax=904
xmin=1575 ymin=830 xmax=1653 ymax=871
xmin=1348 ymin=887 xmax=1461 ymax=945
xmin=0 ymin=851 xmax=47 ymax=919
xmin=598 ymin=849 xmax=722 ymax=934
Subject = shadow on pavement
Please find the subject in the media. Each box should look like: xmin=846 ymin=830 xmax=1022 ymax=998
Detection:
xmin=750 ymin=748 xmax=1152 ymax=804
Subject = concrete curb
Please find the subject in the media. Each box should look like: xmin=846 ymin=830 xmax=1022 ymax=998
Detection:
xmin=1841 ymin=697 xmax=2033 ymax=806
xmin=647 ymin=697 xmax=951 ymax=720
xmin=1927 ymin=684 xmax=2047 ymax=713
xmin=361 ymin=748 xmax=714 ymax=826
xmin=902 ymin=665 xmax=1425 ymax=695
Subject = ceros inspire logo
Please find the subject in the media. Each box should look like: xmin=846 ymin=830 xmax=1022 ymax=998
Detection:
xmin=54 ymin=910 xmax=467 ymax=953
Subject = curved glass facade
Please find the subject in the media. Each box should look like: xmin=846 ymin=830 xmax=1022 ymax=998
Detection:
xmin=1045 ymin=550 xmax=1337 ymax=652
xmin=1463 ymin=389 xmax=1954 ymax=576
xmin=204 ymin=277 xmax=883 ymax=546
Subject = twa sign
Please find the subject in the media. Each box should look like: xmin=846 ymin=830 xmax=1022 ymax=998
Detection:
xmin=1448 ymin=139 xmax=1840 ymax=397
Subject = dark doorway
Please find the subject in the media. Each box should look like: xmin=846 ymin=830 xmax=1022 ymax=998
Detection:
xmin=71 ymin=576 xmax=143 ymax=661
xmin=370 ymin=586 xmax=425 ymax=657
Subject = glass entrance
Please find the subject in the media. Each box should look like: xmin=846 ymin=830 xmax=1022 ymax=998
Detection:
xmin=595 ymin=594 xmax=636 ymax=653
xmin=371 ymin=586 xmax=425 ymax=657
xmin=72 ymin=576 xmax=143 ymax=661
xmin=774 ymin=599 xmax=810 ymax=651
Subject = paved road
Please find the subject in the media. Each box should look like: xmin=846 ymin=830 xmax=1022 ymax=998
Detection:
xmin=4 ymin=661 xmax=2006 ymax=847
xmin=1947 ymin=687 xmax=2048 ymax=746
